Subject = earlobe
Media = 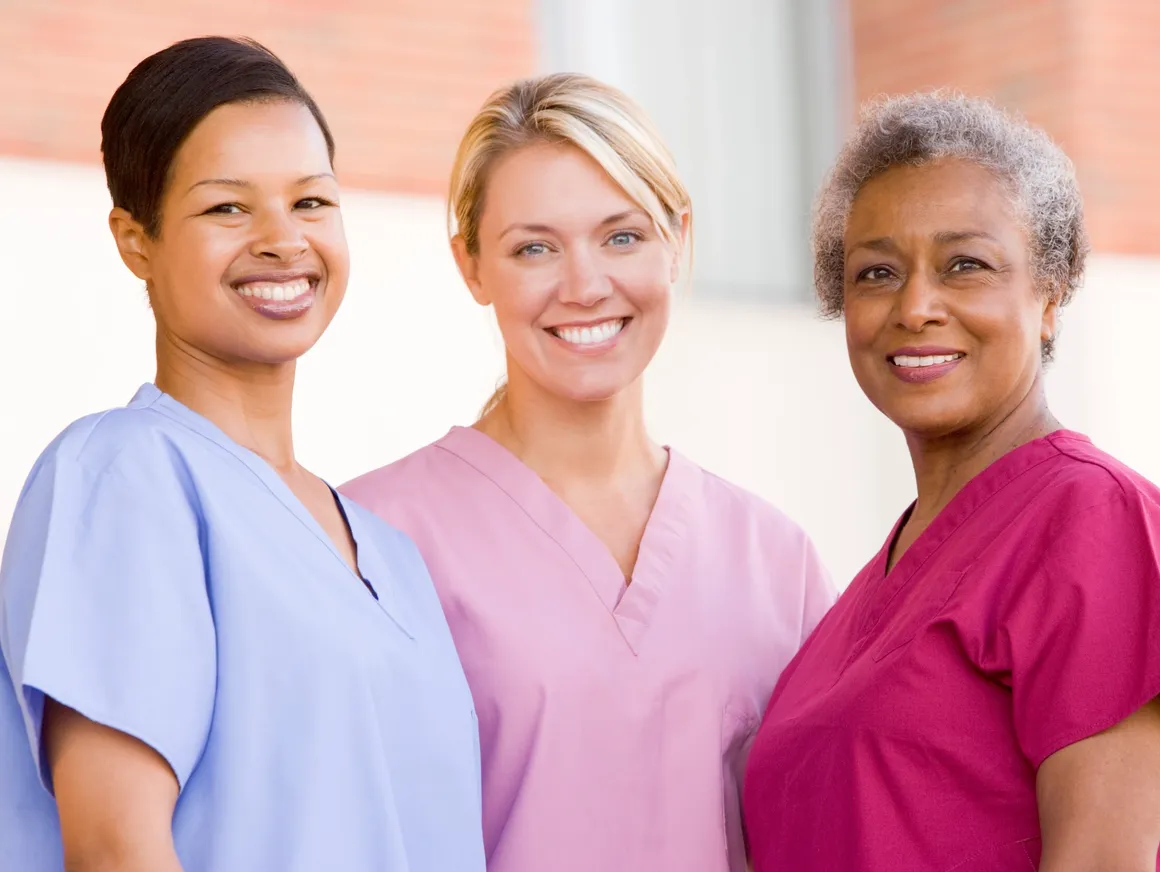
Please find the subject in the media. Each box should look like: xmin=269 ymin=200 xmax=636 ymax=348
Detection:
xmin=451 ymin=234 xmax=490 ymax=306
xmin=108 ymin=208 xmax=152 ymax=282
xmin=1041 ymin=297 xmax=1060 ymax=342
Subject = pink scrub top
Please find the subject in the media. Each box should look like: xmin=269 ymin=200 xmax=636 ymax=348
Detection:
xmin=743 ymin=430 xmax=1160 ymax=871
xmin=342 ymin=426 xmax=834 ymax=872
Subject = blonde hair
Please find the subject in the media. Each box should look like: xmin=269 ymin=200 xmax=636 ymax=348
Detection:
xmin=447 ymin=73 xmax=692 ymax=416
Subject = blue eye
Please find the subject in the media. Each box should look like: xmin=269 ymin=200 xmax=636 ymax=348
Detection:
xmin=515 ymin=242 xmax=550 ymax=258
xmin=608 ymin=231 xmax=642 ymax=247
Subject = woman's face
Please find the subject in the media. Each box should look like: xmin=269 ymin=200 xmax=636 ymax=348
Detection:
xmin=842 ymin=158 xmax=1057 ymax=439
xmin=114 ymin=100 xmax=349 ymax=367
xmin=455 ymin=142 xmax=685 ymax=404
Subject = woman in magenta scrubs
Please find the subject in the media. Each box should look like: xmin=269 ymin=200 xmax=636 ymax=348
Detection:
xmin=342 ymin=73 xmax=835 ymax=872
xmin=742 ymin=92 xmax=1160 ymax=870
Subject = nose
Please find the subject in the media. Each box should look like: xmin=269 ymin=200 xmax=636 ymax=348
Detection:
xmin=894 ymin=270 xmax=949 ymax=333
xmin=250 ymin=207 xmax=308 ymax=262
xmin=557 ymin=246 xmax=612 ymax=307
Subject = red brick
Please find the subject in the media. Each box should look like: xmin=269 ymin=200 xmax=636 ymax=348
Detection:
xmin=0 ymin=0 xmax=536 ymax=196
xmin=850 ymin=0 xmax=1160 ymax=256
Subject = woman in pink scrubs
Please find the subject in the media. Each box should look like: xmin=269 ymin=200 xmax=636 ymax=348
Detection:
xmin=342 ymin=73 xmax=835 ymax=872
xmin=743 ymin=92 xmax=1160 ymax=871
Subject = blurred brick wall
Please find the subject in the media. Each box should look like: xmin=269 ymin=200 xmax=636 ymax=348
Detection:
xmin=850 ymin=0 xmax=1160 ymax=256
xmin=0 ymin=0 xmax=535 ymax=196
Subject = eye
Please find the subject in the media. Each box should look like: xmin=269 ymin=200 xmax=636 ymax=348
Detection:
xmin=514 ymin=241 xmax=551 ymax=258
xmin=856 ymin=265 xmax=895 ymax=282
xmin=607 ymin=230 xmax=643 ymax=248
xmin=204 ymin=203 xmax=244 ymax=215
xmin=948 ymin=257 xmax=986 ymax=272
xmin=295 ymin=197 xmax=335 ymax=210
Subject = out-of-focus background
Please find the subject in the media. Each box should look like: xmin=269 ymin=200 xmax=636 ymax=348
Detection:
xmin=1 ymin=0 xmax=1158 ymax=585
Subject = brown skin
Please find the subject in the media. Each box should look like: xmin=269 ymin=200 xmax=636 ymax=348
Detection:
xmin=44 ymin=99 xmax=355 ymax=871
xmin=453 ymin=143 xmax=687 ymax=579
xmin=843 ymin=156 xmax=1160 ymax=869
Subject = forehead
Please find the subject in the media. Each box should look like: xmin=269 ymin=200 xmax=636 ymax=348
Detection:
xmin=846 ymin=158 xmax=1021 ymax=240
xmin=168 ymin=100 xmax=332 ymax=189
xmin=480 ymin=142 xmax=639 ymax=227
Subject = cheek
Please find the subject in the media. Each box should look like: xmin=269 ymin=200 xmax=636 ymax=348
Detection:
xmin=485 ymin=263 xmax=556 ymax=330
xmin=152 ymin=229 xmax=237 ymax=303
xmin=613 ymin=256 xmax=673 ymax=312
xmin=315 ymin=216 xmax=350 ymax=272
xmin=842 ymin=300 xmax=883 ymax=354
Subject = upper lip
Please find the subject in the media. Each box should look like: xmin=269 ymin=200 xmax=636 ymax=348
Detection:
xmin=887 ymin=346 xmax=965 ymax=359
xmin=231 ymin=269 xmax=320 ymax=288
xmin=545 ymin=316 xmax=630 ymax=329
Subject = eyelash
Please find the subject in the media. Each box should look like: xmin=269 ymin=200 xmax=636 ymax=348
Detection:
xmin=203 ymin=197 xmax=335 ymax=216
xmin=513 ymin=230 xmax=645 ymax=258
xmin=855 ymin=258 xmax=988 ymax=282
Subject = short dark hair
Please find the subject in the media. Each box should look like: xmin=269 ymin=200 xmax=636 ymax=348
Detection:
xmin=100 ymin=36 xmax=336 ymax=238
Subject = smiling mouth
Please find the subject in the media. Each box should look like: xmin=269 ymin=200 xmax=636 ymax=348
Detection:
xmin=231 ymin=276 xmax=319 ymax=320
xmin=548 ymin=317 xmax=628 ymax=347
xmin=233 ymin=277 xmax=314 ymax=302
xmin=890 ymin=352 xmax=965 ymax=368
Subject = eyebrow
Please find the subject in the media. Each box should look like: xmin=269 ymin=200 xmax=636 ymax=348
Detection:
xmin=847 ymin=237 xmax=898 ymax=255
xmin=498 ymin=209 xmax=651 ymax=240
xmin=931 ymin=230 xmax=1001 ymax=245
xmin=848 ymin=230 xmax=1001 ymax=255
xmin=186 ymin=173 xmax=335 ymax=194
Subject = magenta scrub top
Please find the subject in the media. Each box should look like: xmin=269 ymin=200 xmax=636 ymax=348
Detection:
xmin=342 ymin=426 xmax=834 ymax=872
xmin=743 ymin=430 xmax=1160 ymax=871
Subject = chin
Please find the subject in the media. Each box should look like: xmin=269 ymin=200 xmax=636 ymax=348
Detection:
xmin=550 ymin=377 xmax=636 ymax=404
xmin=236 ymin=332 xmax=325 ymax=366
xmin=882 ymin=403 xmax=979 ymax=440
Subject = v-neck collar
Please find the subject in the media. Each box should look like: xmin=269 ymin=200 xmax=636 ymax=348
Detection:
xmin=854 ymin=429 xmax=1088 ymax=640
xmin=130 ymin=383 xmax=412 ymax=635
xmin=435 ymin=425 xmax=698 ymax=654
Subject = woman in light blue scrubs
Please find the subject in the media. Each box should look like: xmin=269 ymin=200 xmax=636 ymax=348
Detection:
xmin=0 ymin=37 xmax=485 ymax=872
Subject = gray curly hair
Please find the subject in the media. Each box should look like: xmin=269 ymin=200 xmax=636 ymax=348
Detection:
xmin=812 ymin=91 xmax=1088 ymax=358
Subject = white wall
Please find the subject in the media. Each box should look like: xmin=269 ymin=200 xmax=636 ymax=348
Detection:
xmin=2 ymin=156 xmax=1158 ymax=586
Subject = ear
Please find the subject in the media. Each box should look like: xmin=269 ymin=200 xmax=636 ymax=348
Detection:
xmin=108 ymin=207 xmax=153 ymax=282
xmin=1040 ymin=295 xmax=1060 ymax=344
xmin=669 ymin=209 xmax=691 ymax=283
xmin=451 ymin=234 xmax=489 ymax=306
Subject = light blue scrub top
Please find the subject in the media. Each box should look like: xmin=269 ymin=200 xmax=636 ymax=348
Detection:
xmin=0 ymin=384 xmax=485 ymax=871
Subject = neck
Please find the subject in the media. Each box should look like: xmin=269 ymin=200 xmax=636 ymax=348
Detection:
xmin=904 ymin=373 xmax=1059 ymax=524
xmin=477 ymin=360 xmax=664 ymax=486
xmin=154 ymin=329 xmax=299 ymax=472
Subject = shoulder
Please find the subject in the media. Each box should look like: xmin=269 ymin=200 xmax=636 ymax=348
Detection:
xmin=1037 ymin=431 xmax=1160 ymax=521
xmin=339 ymin=440 xmax=457 ymax=517
xmin=679 ymin=452 xmax=816 ymax=551
xmin=23 ymin=399 xmax=199 ymax=502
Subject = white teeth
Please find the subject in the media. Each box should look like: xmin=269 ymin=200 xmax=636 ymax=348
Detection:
xmin=235 ymin=278 xmax=312 ymax=303
xmin=553 ymin=319 xmax=625 ymax=347
xmin=891 ymin=353 xmax=964 ymax=368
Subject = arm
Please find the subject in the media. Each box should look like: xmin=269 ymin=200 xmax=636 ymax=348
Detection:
xmin=1037 ymin=697 xmax=1160 ymax=872
xmin=45 ymin=700 xmax=184 ymax=872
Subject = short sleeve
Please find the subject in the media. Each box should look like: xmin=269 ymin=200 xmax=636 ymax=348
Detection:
xmin=1004 ymin=489 xmax=1160 ymax=767
xmin=0 ymin=436 xmax=216 ymax=791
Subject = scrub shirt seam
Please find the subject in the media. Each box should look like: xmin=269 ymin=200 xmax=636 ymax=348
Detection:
xmin=107 ymin=401 xmax=394 ymax=618
xmin=859 ymin=453 xmax=1060 ymax=642
xmin=1043 ymin=441 xmax=1130 ymax=499
xmin=69 ymin=394 xmax=169 ymax=470
xmin=144 ymin=403 xmax=360 ymax=572
xmin=432 ymin=445 xmax=609 ymax=595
